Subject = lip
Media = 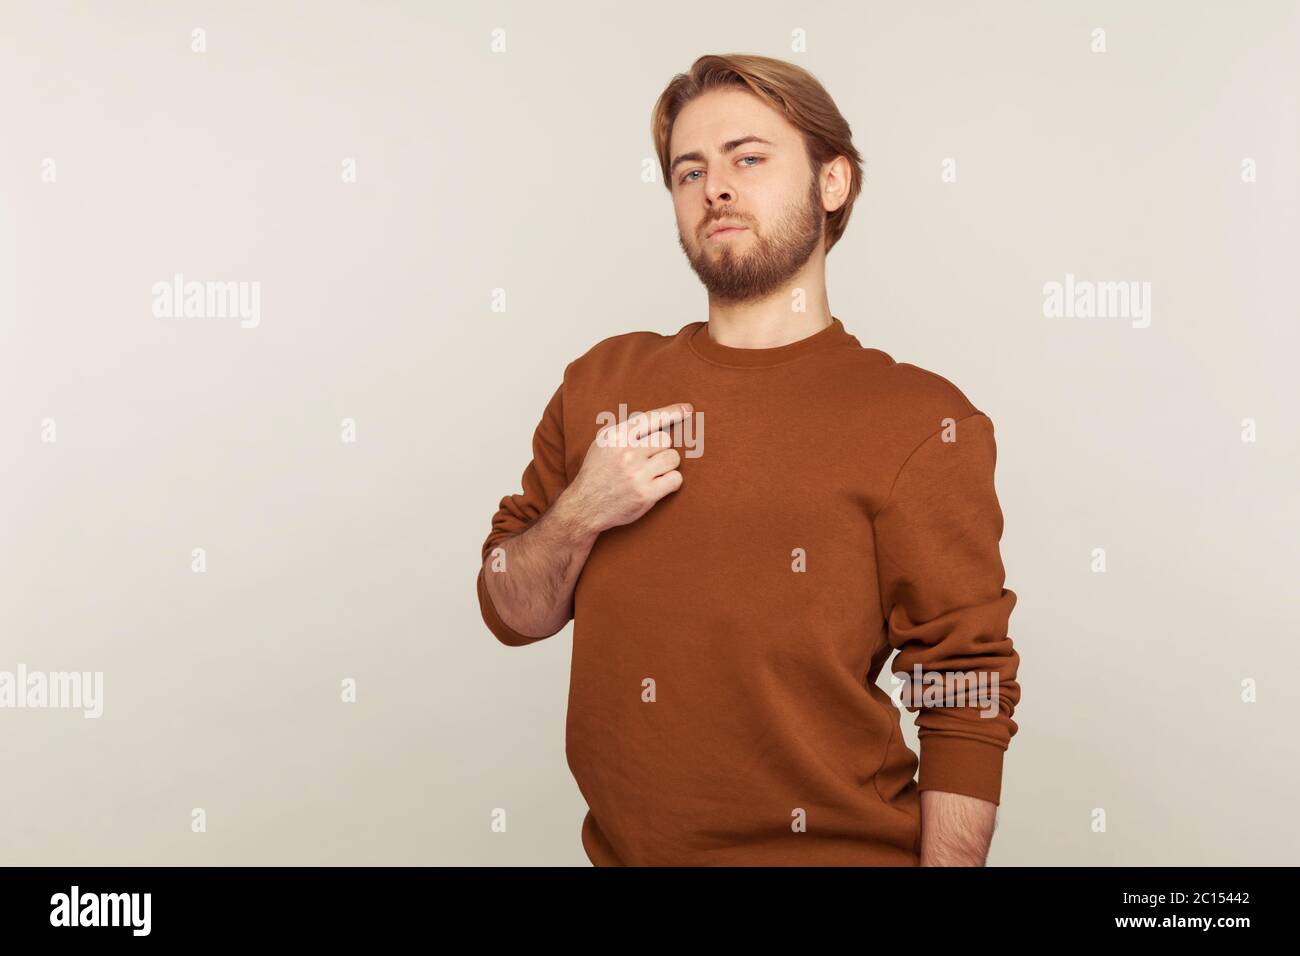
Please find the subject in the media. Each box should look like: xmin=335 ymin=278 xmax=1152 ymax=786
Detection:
xmin=707 ymin=226 xmax=747 ymax=240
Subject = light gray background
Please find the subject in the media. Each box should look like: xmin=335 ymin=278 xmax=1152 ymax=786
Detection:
xmin=3 ymin=0 xmax=1297 ymax=865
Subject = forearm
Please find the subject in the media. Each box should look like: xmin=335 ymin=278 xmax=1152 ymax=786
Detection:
xmin=918 ymin=790 xmax=997 ymax=866
xmin=482 ymin=488 xmax=599 ymax=639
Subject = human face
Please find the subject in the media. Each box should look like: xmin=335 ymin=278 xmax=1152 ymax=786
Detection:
xmin=668 ymin=88 xmax=826 ymax=303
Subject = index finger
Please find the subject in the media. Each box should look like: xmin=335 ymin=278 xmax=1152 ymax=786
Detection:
xmin=626 ymin=403 xmax=694 ymax=441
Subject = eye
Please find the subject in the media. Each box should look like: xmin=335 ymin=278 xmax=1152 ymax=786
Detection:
xmin=678 ymin=155 xmax=766 ymax=185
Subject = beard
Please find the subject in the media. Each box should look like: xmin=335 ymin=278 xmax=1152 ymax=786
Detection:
xmin=678 ymin=173 xmax=825 ymax=304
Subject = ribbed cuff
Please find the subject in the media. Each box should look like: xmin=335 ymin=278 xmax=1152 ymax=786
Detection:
xmin=476 ymin=565 xmax=547 ymax=647
xmin=917 ymin=734 xmax=1006 ymax=805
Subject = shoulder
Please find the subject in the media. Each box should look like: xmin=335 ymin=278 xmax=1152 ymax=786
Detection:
xmin=858 ymin=347 xmax=993 ymax=461
xmin=562 ymin=324 xmax=688 ymax=382
xmin=876 ymin=351 xmax=982 ymax=418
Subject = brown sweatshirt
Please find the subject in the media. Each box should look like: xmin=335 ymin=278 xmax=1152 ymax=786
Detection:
xmin=476 ymin=316 xmax=1021 ymax=866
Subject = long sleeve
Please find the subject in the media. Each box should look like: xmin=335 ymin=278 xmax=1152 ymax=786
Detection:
xmin=476 ymin=380 xmax=571 ymax=646
xmin=873 ymin=411 xmax=1021 ymax=805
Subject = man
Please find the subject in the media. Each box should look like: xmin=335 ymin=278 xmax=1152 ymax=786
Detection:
xmin=476 ymin=53 xmax=1022 ymax=866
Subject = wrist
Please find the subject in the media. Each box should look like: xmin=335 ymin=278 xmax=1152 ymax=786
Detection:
xmin=549 ymin=487 xmax=602 ymax=546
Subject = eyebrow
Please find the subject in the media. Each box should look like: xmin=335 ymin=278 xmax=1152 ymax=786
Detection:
xmin=669 ymin=135 xmax=776 ymax=175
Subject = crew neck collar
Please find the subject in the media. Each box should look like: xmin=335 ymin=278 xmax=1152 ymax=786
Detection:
xmin=687 ymin=316 xmax=852 ymax=368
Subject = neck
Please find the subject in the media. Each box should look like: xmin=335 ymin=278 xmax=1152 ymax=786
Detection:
xmin=704 ymin=300 xmax=834 ymax=349
xmin=703 ymin=254 xmax=833 ymax=348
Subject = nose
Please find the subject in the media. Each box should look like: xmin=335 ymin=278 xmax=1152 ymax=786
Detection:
xmin=705 ymin=182 xmax=734 ymax=205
